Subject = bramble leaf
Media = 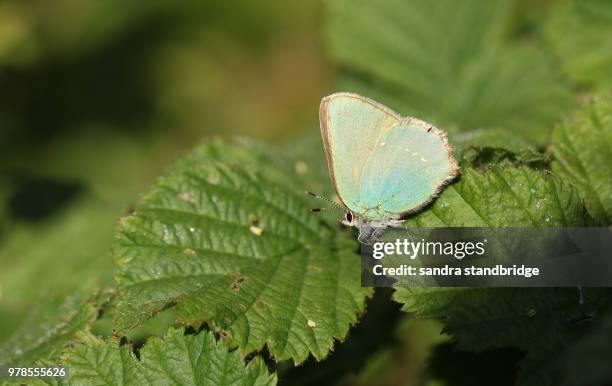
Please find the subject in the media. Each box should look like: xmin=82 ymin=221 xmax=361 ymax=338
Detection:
xmin=327 ymin=0 xmax=574 ymax=145
xmin=394 ymin=157 xmax=600 ymax=385
xmin=404 ymin=164 xmax=591 ymax=228
xmin=66 ymin=328 xmax=276 ymax=386
xmin=550 ymin=95 xmax=612 ymax=224
xmin=395 ymin=287 xmax=612 ymax=386
xmin=114 ymin=140 xmax=370 ymax=364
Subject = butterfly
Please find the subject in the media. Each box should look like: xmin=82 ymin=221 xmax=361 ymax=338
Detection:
xmin=311 ymin=92 xmax=459 ymax=243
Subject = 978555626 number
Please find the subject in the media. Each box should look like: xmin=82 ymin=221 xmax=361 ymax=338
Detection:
xmin=0 ymin=366 xmax=68 ymax=379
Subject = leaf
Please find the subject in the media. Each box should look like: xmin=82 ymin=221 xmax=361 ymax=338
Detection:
xmin=395 ymin=288 xmax=612 ymax=386
xmin=66 ymin=328 xmax=276 ymax=386
xmin=0 ymin=291 xmax=110 ymax=367
xmin=550 ymin=95 xmax=612 ymax=224
xmin=404 ymin=164 xmax=591 ymax=228
xmin=546 ymin=0 xmax=612 ymax=90
xmin=393 ymin=157 xmax=599 ymax=385
xmin=327 ymin=0 xmax=574 ymax=145
xmin=114 ymin=140 xmax=370 ymax=364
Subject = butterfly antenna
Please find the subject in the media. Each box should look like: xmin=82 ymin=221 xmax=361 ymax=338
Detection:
xmin=305 ymin=191 xmax=345 ymax=211
xmin=310 ymin=207 xmax=334 ymax=213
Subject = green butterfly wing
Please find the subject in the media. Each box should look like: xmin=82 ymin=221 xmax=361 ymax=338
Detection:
xmin=320 ymin=93 xmax=459 ymax=220
xmin=320 ymin=93 xmax=401 ymax=213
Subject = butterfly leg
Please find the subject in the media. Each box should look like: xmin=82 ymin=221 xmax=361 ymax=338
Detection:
xmin=357 ymin=227 xmax=370 ymax=244
xmin=357 ymin=225 xmax=385 ymax=244
xmin=371 ymin=226 xmax=385 ymax=241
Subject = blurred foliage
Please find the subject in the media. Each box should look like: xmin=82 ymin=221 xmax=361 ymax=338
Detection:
xmin=0 ymin=0 xmax=612 ymax=385
xmin=346 ymin=318 xmax=448 ymax=386
xmin=0 ymin=0 xmax=327 ymax=152
xmin=546 ymin=0 xmax=612 ymax=91
xmin=564 ymin=310 xmax=612 ymax=386
xmin=0 ymin=197 xmax=116 ymax=341
xmin=327 ymin=0 xmax=574 ymax=145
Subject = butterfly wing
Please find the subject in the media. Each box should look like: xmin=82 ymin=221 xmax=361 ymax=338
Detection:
xmin=320 ymin=93 xmax=401 ymax=213
xmin=359 ymin=118 xmax=459 ymax=218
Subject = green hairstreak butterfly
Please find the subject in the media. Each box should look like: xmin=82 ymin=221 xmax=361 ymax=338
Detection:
xmin=316 ymin=92 xmax=460 ymax=242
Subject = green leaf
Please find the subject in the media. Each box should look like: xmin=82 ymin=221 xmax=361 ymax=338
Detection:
xmin=327 ymin=0 xmax=574 ymax=145
xmin=404 ymin=164 xmax=591 ymax=228
xmin=546 ymin=0 xmax=612 ymax=90
xmin=0 ymin=291 xmax=110 ymax=367
xmin=395 ymin=288 xmax=612 ymax=386
xmin=114 ymin=140 xmax=370 ymax=364
xmin=393 ymin=158 xmax=597 ymax=385
xmin=550 ymin=95 xmax=612 ymax=224
xmin=66 ymin=328 xmax=276 ymax=386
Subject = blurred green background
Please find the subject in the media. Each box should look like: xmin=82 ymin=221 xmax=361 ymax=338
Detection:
xmin=0 ymin=0 xmax=329 ymax=338
xmin=0 ymin=0 xmax=610 ymax=384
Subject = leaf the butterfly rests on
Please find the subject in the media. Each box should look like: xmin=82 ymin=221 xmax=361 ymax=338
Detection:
xmin=113 ymin=140 xmax=371 ymax=364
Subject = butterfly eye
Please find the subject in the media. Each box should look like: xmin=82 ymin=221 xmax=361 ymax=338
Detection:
xmin=345 ymin=212 xmax=353 ymax=222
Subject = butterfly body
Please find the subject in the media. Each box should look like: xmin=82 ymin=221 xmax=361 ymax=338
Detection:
xmin=319 ymin=92 xmax=459 ymax=241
